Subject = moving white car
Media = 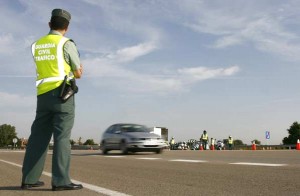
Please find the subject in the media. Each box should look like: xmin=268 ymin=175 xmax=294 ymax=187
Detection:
xmin=100 ymin=123 xmax=166 ymax=154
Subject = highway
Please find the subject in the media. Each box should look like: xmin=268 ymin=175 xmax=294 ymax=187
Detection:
xmin=0 ymin=149 xmax=299 ymax=196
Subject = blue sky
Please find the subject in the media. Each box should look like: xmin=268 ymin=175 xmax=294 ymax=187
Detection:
xmin=1 ymin=0 xmax=300 ymax=145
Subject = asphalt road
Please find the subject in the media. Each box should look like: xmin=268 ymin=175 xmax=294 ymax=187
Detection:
xmin=0 ymin=149 xmax=299 ymax=196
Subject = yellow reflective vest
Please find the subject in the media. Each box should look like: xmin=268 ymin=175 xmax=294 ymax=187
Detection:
xmin=170 ymin=139 xmax=175 ymax=144
xmin=32 ymin=34 xmax=73 ymax=95
xmin=228 ymin=138 xmax=233 ymax=144
xmin=201 ymin=133 xmax=208 ymax=140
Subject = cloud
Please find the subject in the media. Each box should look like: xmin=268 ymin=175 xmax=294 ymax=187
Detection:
xmin=178 ymin=66 xmax=240 ymax=81
xmin=0 ymin=92 xmax=35 ymax=109
xmin=172 ymin=0 xmax=300 ymax=62
xmin=0 ymin=33 xmax=14 ymax=55
xmin=106 ymin=42 xmax=157 ymax=63
xmin=84 ymin=41 xmax=240 ymax=94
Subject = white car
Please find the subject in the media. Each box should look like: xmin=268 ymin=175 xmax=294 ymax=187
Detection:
xmin=100 ymin=123 xmax=166 ymax=154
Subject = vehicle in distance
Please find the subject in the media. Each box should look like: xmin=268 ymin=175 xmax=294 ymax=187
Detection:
xmin=100 ymin=123 xmax=166 ymax=154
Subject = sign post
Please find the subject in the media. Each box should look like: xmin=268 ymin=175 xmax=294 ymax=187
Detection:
xmin=265 ymin=131 xmax=270 ymax=149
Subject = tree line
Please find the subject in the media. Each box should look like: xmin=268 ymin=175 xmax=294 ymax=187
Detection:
xmin=0 ymin=124 xmax=97 ymax=147
xmin=0 ymin=122 xmax=299 ymax=147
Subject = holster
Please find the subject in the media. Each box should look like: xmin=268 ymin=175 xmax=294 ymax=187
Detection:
xmin=59 ymin=75 xmax=79 ymax=103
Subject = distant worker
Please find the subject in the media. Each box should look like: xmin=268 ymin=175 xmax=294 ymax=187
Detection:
xmin=228 ymin=135 xmax=234 ymax=150
xmin=170 ymin=137 xmax=175 ymax=150
xmin=200 ymin=130 xmax=209 ymax=150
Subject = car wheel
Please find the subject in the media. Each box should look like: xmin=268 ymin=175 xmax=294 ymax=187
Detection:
xmin=101 ymin=141 xmax=109 ymax=155
xmin=120 ymin=141 xmax=128 ymax=155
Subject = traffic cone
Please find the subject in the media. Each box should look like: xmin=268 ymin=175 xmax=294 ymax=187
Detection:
xmin=296 ymin=139 xmax=300 ymax=150
xmin=251 ymin=141 xmax=256 ymax=150
xmin=210 ymin=144 xmax=215 ymax=150
xmin=199 ymin=143 xmax=203 ymax=150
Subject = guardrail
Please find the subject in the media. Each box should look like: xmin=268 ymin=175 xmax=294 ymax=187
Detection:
xmin=231 ymin=144 xmax=297 ymax=150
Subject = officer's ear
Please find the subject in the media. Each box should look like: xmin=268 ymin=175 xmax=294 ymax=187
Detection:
xmin=48 ymin=22 xmax=51 ymax=28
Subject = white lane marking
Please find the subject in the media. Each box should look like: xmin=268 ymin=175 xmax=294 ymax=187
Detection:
xmin=169 ymin=159 xmax=207 ymax=163
xmin=0 ymin=159 xmax=131 ymax=196
xmin=104 ymin=156 xmax=126 ymax=158
xmin=136 ymin=158 xmax=162 ymax=160
xmin=230 ymin=162 xmax=287 ymax=167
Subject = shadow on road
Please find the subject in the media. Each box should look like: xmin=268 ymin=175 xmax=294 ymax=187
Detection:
xmin=0 ymin=186 xmax=51 ymax=191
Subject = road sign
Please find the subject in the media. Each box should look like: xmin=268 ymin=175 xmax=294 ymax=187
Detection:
xmin=265 ymin=131 xmax=270 ymax=139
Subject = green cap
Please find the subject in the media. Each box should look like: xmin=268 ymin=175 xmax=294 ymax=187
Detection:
xmin=51 ymin=8 xmax=71 ymax=22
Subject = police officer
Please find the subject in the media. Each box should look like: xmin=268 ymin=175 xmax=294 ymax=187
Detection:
xmin=170 ymin=137 xmax=175 ymax=150
xmin=228 ymin=135 xmax=234 ymax=150
xmin=21 ymin=8 xmax=83 ymax=191
xmin=200 ymin=130 xmax=209 ymax=150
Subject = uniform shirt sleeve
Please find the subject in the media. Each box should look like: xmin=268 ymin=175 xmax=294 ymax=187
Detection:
xmin=63 ymin=40 xmax=81 ymax=71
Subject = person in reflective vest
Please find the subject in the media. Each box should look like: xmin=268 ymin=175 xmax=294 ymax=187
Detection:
xmin=21 ymin=8 xmax=83 ymax=191
xmin=228 ymin=136 xmax=234 ymax=150
xmin=200 ymin=130 xmax=209 ymax=150
xmin=170 ymin=137 xmax=175 ymax=150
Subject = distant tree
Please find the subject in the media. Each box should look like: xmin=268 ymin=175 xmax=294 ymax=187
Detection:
xmin=83 ymin=139 xmax=96 ymax=145
xmin=282 ymin=121 xmax=300 ymax=145
xmin=233 ymin=139 xmax=244 ymax=145
xmin=78 ymin=137 xmax=83 ymax=145
xmin=70 ymin=139 xmax=76 ymax=146
xmin=252 ymin=139 xmax=261 ymax=145
xmin=0 ymin=124 xmax=18 ymax=147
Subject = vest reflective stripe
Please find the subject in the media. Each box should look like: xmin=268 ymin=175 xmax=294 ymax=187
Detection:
xmin=32 ymin=35 xmax=73 ymax=95
xmin=35 ymin=76 xmax=73 ymax=87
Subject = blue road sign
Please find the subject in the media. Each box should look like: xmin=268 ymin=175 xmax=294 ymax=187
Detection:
xmin=265 ymin=131 xmax=270 ymax=139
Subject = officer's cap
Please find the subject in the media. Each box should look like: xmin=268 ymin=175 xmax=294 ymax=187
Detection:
xmin=51 ymin=8 xmax=71 ymax=22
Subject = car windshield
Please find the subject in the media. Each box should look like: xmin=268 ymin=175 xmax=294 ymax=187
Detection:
xmin=120 ymin=125 xmax=148 ymax=132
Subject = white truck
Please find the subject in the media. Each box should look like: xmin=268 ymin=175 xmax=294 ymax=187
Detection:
xmin=149 ymin=126 xmax=168 ymax=142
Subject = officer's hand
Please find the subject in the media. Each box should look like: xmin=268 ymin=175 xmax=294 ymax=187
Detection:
xmin=74 ymin=64 xmax=83 ymax=79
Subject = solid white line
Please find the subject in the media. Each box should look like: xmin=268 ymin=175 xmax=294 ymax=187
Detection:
xmin=169 ymin=159 xmax=207 ymax=163
xmin=230 ymin=162 xmax=287 ymax=167
xmin=136 ymin=158 xmax=162 ymax=160
xmin=104 ymin=156 xmax=126 ymax=158
xmin=0 ymin=159 xmax=131 ymax=196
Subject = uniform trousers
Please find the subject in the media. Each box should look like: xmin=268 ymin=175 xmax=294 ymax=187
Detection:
xmin=22 ymin=86 xmax=75 ymax=186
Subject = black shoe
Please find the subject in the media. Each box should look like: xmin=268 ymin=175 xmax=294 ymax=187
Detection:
xmin=52 ymin=183 xmax=83 ymax=191
xmin=21 ymin=181 xmax=45 ymax=189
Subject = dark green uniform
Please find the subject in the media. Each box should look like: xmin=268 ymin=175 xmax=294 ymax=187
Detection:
xmin=22 ymin=88 xmax=75 ymax=185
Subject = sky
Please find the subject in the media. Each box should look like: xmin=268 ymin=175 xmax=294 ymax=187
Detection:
xmin=1 ymin=0 xmax=300 ymax=145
